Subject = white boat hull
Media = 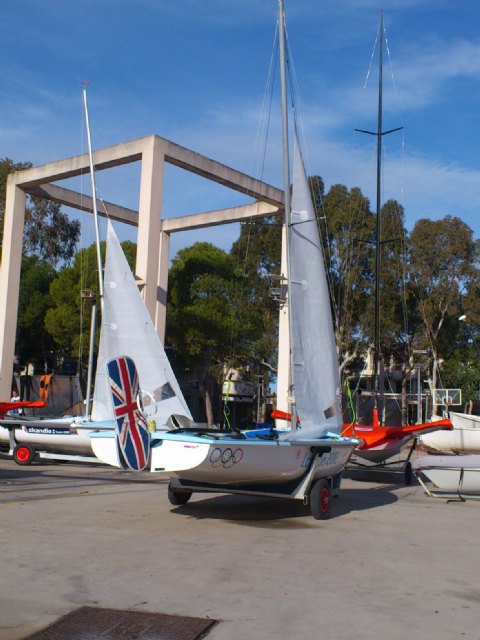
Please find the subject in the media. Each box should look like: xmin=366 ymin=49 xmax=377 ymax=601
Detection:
xmin=413 ymin=455 xmax=480 ymax=496
xmin=92 ymin=430 xmax=357 ymax=487
xmin=419 ymin=412 xmax=480 ymax=454
xmin=0 ymin=419 xmax=110 ymax=456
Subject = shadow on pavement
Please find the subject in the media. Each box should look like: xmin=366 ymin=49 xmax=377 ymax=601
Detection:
xmin=171 ymin=482 xmax=398 ymax=526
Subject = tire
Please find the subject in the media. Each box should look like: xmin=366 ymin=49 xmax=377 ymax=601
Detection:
xmin=309 ymin=478 xmax=332 ymax=520
xmin=168 ymin=482 xmax=192 ymax=506
xmin=13 ymin=444 xmax=36 ymax=466
xmin=404 ymin=461 xmax=413 ymax=486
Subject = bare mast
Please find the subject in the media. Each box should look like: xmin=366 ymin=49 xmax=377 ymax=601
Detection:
xmin=355 ymin=11 xmax=402 ymax=421
xmin=82 ymin=85 xmax=105 ymax=416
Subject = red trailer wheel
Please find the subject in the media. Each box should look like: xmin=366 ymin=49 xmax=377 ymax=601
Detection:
xmin=13 ymin=444 xmax=36 ymax=465
xmin=309 ymin=479 xmax=331 ymax=520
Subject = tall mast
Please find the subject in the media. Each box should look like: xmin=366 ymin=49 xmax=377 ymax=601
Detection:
xmin=82 ymin=85 xmax=105 ymax=417
xmin=278 ymin=0 xmax=296 ymax=428
xmin=373 ymin=10 xmax=384 ymax=394
xmin=82 ymin=86 xmax=105 ymax=308
xmin=355 ymin=11 xmax=402 ymax=418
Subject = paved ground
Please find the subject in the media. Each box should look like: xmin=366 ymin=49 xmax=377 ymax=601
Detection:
xmin=0 ymin=453 xmax=479 ymax=640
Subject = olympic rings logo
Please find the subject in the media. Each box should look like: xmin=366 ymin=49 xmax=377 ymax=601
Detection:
xmin=210 ymin=447 xmax=243 ymax=469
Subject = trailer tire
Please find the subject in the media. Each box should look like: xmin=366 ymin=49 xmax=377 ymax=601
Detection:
xmin=13 ymin=444 xmax=36 ymax=465
xmin=168 ymin=482 xmax=192 ymax=506
xmin=310 ymin=478 xmax=331 ymax=520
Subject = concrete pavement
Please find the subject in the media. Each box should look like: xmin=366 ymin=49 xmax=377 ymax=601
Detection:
xmin=0 ymin=456 xmax=479 ymax=640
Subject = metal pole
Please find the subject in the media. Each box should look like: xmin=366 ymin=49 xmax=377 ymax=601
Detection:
xmin=373 ymin=10 xmax=384 ymax=395
xmin=85 ymin=301 xmax=97 ymax=417
xmin=417 ymin=366 xmax=421 ymax=424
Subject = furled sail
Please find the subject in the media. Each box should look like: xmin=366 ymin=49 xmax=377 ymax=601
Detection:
xmin=281 ymin=133 xmax=342 ymax=439
xmin=92 ymin=220 xmax=192 ymax=426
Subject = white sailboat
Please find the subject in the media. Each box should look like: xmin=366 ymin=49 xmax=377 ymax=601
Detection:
xmin=0 ymin=88 xmax=192 ymax=464
xmin=413 ymin=454 xmax=480 ymax=500
xmin=91 ymin=0 xmax=360 ymax=518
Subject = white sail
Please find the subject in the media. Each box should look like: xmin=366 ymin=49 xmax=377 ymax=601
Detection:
xmin=92 ymin=220 xmax=192 ymax=426
xmin=282 ymin=133 xmax=342 ymax=439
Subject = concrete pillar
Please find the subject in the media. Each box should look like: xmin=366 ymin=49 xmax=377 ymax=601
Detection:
xmin=136 ymin=136 xmax=165 ymax=326
xmin=276 ymin=224 xmax=290 ymax=414
xmin=0 ymin=180 xmax=26 ymax=399
xmin=155 ymin=229 xmax=170 ymax=342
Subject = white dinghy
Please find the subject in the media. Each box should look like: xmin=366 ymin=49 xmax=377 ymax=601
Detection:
xmin=413 ymin=454 xmax=480 ymax=501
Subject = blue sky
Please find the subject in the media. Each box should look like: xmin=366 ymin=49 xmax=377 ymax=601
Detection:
xmin=2 ymin=0 xmax=480 ymax=258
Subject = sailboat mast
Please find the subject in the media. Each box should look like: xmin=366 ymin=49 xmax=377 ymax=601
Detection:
xmin=355 ymin=12 xmax=403 ymax=416
xmin=82 ymin=86 xmax=105 ymax=308
xmin=82 ymin=85 xmax=105 ymax=417
xmin=373 ymin=10 xmax=384 ymax=393
xmin=277 ymin=0 xmax=296 ymax=428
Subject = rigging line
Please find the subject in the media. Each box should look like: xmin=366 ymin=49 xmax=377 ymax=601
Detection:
xmin=384 ymin=20 xmax=407 ymax=203
xmin=247 ymin=16 xmax=278 ymax=195
xmin=225 ymin=18 xmax=279 ymax=362
xmin=363 ymin=22 xmax=380 ymax=89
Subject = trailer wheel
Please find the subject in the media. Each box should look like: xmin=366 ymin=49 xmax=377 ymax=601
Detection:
xmin=13 ymin=444 xmax=36 ymax=466
xmin=309 ymin=479 xmax=331 ymax=520
xmin=168 ymin=482 xmax=192 ymax=506
xmin=404 ymin=461 xmax=413 ymax=486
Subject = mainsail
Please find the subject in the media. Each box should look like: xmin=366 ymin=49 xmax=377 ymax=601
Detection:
xmin=92 ymin=220 xmax=192 ymax=426
xmin=282 ymin=133 xmax=342 ymax=439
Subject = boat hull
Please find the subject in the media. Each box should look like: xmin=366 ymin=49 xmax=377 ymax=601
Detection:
xmin=413 ymin=455 xmax=480 ymax=495
xmin=0 ymin=419 xmax=103 ymax=456
xmin=344 ymin=418 xmax=452 ymax=464
xmin=419 ymin=413 xmax=480 ymax=454
xmin=91 ymin=430 xmax=357 ymax=486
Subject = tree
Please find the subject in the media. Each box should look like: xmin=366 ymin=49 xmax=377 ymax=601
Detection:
xmin=409 ymin=215 xmax=477 ymax=408
xmin=16 ymin=256 xmax=56 ymax=367
xmin=166 ymin=242 xmax=260 ymax=426
xmin=321 ymin=183 xmax=374 ymax=372
xmin=0 ymin=157 xmax=80 ymax=265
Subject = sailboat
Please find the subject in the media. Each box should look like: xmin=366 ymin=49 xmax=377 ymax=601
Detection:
xmin=0 ymin=88 xmax=192 ymax=465
xmin=91 ymin=0 xmax=360 ymax=519
xmin=341 ymin=11 xmax=452 ymax=479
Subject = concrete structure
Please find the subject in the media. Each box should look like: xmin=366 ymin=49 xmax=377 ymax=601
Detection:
xmin=0 ymin=134 xmax=287 ymax=401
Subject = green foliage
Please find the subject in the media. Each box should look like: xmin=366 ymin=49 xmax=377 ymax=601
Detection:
xmin=166 ymin=242 xmax=261 ymax=384
xmin=16 ymin=256 xmax=56 ymax=365
xmin=321 ymin=183 xmax=374 ymax=360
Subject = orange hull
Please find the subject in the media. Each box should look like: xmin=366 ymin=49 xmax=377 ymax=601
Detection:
xmin=0 ymin=401 xmax=46 ymax=418
xmin=342 ymin=418 xmax=453 ymax=450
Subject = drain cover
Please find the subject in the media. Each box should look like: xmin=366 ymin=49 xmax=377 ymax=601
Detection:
xmin=25 ymin=606 xmax=216 ymax=639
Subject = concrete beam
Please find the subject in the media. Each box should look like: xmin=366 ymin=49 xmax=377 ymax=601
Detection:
xmin=27 ymin=184 xmax=138 ymax=226
xmin=160 ymin=201 xmax=281 ymax=233
xmin=11 ymin=135 xmax=284 ymax=210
